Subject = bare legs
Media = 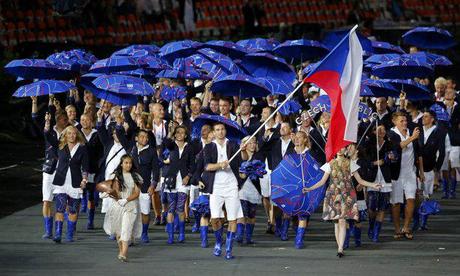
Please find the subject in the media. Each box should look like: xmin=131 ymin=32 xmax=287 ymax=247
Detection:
xmin=335 ymin=219 xmax=346 ymax=254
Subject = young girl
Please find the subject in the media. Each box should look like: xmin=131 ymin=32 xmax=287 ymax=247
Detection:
xmin=103 ymin=155 xmax=142 ymax=262
xmin=303 ymin=145 xmax=381 ymax=257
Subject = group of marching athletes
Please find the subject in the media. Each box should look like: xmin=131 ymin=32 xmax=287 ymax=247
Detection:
xmin=31 ymin=75 xmax=459 ymax=261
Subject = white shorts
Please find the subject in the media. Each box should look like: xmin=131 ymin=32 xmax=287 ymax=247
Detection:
xmin=422 ymin=171 xmax=435 ymax=198
xmin=441 ymin=152 xmax=450 ymax=171
xmin=390 ymin=173 xmax=417 ymax=204
xmin=210 ymin=192 xmax=243 ymax=221
xmin=260 ymin=172 xmax=271 ymax=198
xmin=42 ymin=172 xmax=55 ymax=202
xmin=449 ymin=147 xmax=460 ymax=168
xmin=139 ymin=193 xmax=151 ymax=215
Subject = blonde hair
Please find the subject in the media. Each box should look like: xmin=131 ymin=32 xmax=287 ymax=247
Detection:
xmin=296 ymin=130 xmax=311 ymax=149
xmin=241 ymin=136 xmax=258 ymax=153
xmin=59 ymin=125 xmax=86 ymax=150
xmin=434 ymin=77 xmax=447 ymax=87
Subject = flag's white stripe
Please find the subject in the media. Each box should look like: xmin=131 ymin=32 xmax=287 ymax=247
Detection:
xmin=339 ymin=31 xmax=363 ymax=143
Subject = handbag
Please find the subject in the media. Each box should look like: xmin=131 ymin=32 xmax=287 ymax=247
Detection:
xmin=164 ymin=175 xmax=177 ymax=191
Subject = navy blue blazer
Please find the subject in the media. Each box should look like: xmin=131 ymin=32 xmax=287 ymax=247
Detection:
xmin=418 ymin=126 xmax=446 ymax=172
xmin=77 ymin=128 xmax=103 ymax=175
xmin=259 ymin=136 xmax=295 ymax=170
xmin=309 ymin=127 xmax=327 ymax=165
xmin=52 ymin=144 xmax=89 ymax=188
xmin=162 ymin=138 xmax=195 ymax=189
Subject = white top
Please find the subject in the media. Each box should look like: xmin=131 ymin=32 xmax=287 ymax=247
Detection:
xmin=238 ymin=177 xmax=262 ymax=204
xmin=152 ymin=120 xmax=167 ymax=146
xmin=53 ymin=143 xmax=83 ymax=199
xmin=221 ymin=113 xmax=237 ymax=121
xmin=423 ymin=125 xmax=436 ymax=144
xmin=392 ymin=127 xmax=416 ymax=177
xmin=281 ymin=138 xmax=291 ymax=157
xmin=413 ymin=112 xmax=423 ymax=123
xmin=320 ymin=160 xmax=359 ymax=175
xmin=377 ymin=110 xmax=388 ymax=120
xmin=82 ymin=129 xmax=97 ymax=142
xmin=213 ymin=139 xmax=238 ymax=195
xmin=105 ymin=142 xmax=126 ymax=180
xmin=137 ymin=144 xmax=150 ymax=155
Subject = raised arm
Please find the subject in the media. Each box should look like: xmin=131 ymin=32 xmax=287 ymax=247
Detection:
xmin=302 ymin=171 xmax=330 ymax=193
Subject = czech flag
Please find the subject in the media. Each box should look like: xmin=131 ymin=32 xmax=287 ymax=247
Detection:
xmin=304 ymin=26 xmax=363 ymax=162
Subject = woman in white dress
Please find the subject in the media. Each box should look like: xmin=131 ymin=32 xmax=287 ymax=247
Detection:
xmin=103 ymin=155 xmax=142 ymax=262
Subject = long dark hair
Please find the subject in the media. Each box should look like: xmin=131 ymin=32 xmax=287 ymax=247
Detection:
xmin=112 ymin=154 xmax=142 ymax=191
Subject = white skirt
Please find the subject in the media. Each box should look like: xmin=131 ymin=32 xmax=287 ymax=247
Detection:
xmin=103 ymin=200 xmax=142 ymax=242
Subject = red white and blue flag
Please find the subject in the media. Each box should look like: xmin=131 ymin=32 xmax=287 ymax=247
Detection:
xmin=304 ymin=26 xmax=363 ymax=162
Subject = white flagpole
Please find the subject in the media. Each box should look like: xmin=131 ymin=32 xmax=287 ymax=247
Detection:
xmin=228 ymin=81 xmax=303 ymax=163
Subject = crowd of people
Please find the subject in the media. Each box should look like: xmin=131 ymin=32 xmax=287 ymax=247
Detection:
xmin=30 ymin=66 xmax=459 ymax=262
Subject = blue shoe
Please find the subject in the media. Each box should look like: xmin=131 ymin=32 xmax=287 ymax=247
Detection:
xmin=178 ymin=221 xmax=186 ymax=243
xmin=420 ymin=214 xmax=429 ymax=231
xmin=200 ymin=226 xmax=208 ymax=248
xmin=213 ymin=227 xmax=223 ymax=256
xmin=86 ymin=209 xmax=95 ymax=230
xmin=166 ymin=223 xmax=174 ymax=244
xmin=294 ymin=227 xmax=306 ymax=249
xmin=42 ymin=217 xmax=53 ymax=239
xmin=53 ymin=221 xmax=63 ymax=243
xmin=274 ymin=216 xmax=282 ymax=237
xmin=245 ymin=223 xmax=255 ymax=244
xmin=280 ymin=219 xmax=290 ymax=241
xmin=80 ymin=193 xmax=88 ymax=213
xmin=368 ymin=218 xmax=375 ymax=240
xmin=372 ymin=221 xmax=382 ymax=242
xmin=235 ymin=223 xmax=244 ymax=243
xmin=225 ymin=231 xmax=235 ymax=260
xmin=66 ymin=220 xmax=76 ymax=242
xmin=354 ymin=227 xmax=362 ymax=247
xmin=141 ymin=223 xmax=150 ymax=243
xmin=442 ymin=179 xmax=450 ymax=199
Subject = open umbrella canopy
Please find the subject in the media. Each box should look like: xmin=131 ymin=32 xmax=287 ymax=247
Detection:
xmin=186 ymin=48 xmax=243 ymax=80
xmin=112 ymin=44 xmax=160 ymax=57
xmin=204 ymin=40 xmax=248 ymax=59
xmin=278 ymin=100 xmax=302 ymax=115
xmin=371 ymin=41 xmax=405 ymax=54
xmin=89 ymin=56 xmax=141 ymax=73
xmin=364 ymin=54 xmax=401 ymax=65
xmin=236 ymin=38 xmax=280 ymax=53
xmin=4 ymin=59 xmax=74 ymax=80
xmin=430 ymin=103 xmax=450 ymax=122
xmin=136 ymin=55 xmax=171 ymax=72
xmin=323 ymin=30 xmax=373 ymax=53
xmin=116 ymin=68 xmax=157 ymax=80
xmin=361 ymin=79 xmax=399 ymax=98
xmin=87 ymin=86 xmax=138 ymax=106
xmin=402 ymin=52 xmax=452 ymax=67
xmin=271 ymin=152 xmax=326 ymax=216
xmin=47 ymin=49 xmax=97 ymax=73
xmin=156 ymin=58 xmax=211 ymax=80
xmin=92 ymin=74 xmax=155 ymax=96
xmin=311 ymin=94 xmax=374 ymax=119
xmin=159 ymin=40 xmax=203 ymax=63
xmin=240 ymin=52 xmax=297 ymax=85
xmin=191 ymin=114 xmax=247 ymax=142
xmin=382 ymin=79 xmax=432 ymax=100
xmin=256 ymin=77 xmax=293 ymax=95
xmin=402 ymin=27 xmax=456 ymax=50
xmin=13 ymin=80 xmax=76 ymax=97
xmin=159 ymin=86 xmax=187 ymax=102
xmin=302 ymin=62 xmax=320 ymax=77
xmin=210 ymin=73 xmax=271 ymax=97
xmin=371 ymin=57 xmax=434 ymax=79
xmin=273 ymin=39 xmax=329 ymax=63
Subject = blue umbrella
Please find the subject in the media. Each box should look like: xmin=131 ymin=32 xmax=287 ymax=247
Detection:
xmin=190 ymin=195 xmax=210 ymax=215
xmin=236 ymin=38 xmax=280 ymax=53
xmin=47 ymin=49 xmax=97 ymax=73
xmin=191 ymin=114 xmax=247 ymax=142
xmin=271 ymin=152 xmax=326 ymax=216
xmin=159 ymin=40 xmax=203 ymax=63
xmin=382 ymin=79 xmax=432 ymax=100
xmin=240 ymin=53 xmax=297 ymax=86
xmin=89 ymin=56 xmax=140 ymax=73
xmin=256 ymin=77 xmax=293 ymax=95
xmin=204 ymin=40 xmax=248 ymax=59
xmin=156 ymin=58 xmax=211 ymax=80
xmin=136 ymin=55 xmax=171 ymax=72
xmin=402 ymin=52 xmax=452 ymax=67
xmin=93 ymin=74 xmax=155 ymax=96
xmin=112 ymin=44 xmax=160 ymax=57
xmin=361 ymin=79 xmax=399 ymax=98
xmin=371 ymin=57 xmax=433 ymax=79
xmin=302 ymin=62 xmax=320 ymax=77
xmin=197 ymin=48 xmax=243 ymax=75
xmin=430 ymin=103 xmax=450 ymax=122
xmin=210 ymin=73 xmax=271 ymax=97
xmin=323 ymin=30 xmax=373 ymax=53
xmin=160 ymin=86 xmax=187 ymax=102
xmin=310 ymin=95 xmax=331 ymax=112
xmin=364 ymin=54 xmax=401 ymax=65
xmin=13 ymin=80 xmax=76 ymax=97
xmin=278 ymin=100 xmax=302 ymax=115
xmin=116 ymin=68 xmax=157 ymax=81
xmin=88 ymin=85 xmax=138 ymax=106
xmin=80 ymin=72 xmax=103 ymax=85
xmin=371 ymin=41 xmax=405 ymax=54
xmin=186 ymin=48 xmax=243 ymax=80
xmin=4 ymin=59 xmax=74 ymax=80
xmin=402 ymin=27 xmax=456 ymax=50
xmin=273 ymin=39 xmax=329 ymax=63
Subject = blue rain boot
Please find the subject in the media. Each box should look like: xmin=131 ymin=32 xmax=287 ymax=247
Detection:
xmin=450 ymin=179 xmax=457 ymax=199
xmin=280 ymin=219 xmax=290 ymax=241
xmin=141 ymin=223 xmax=150 ymax=243
xmin=421 ymin=215 xmax=429 ymax=230
xmin=66 ymin=220 xmax=76 ymax=242
xmin=412 ymin=209 xmax=420 ymax=232
xmin=178 ymin=220 xmax=186 ymax=243
xmin=442 ymin=179 xmax=449 ymax=199
xmin=372 ymin=221 xmax=382 ymax=242
xmin=191 ymin=211 xmax=200 ymax=233
xmin=53 ymin=220 xmax=63 ymax=243
xmin=354 ymin=226 xmax=362 ymax=247
xmin=245 ymin=223 xmax=255 ymax=244
xmin=294 ymin=227 xmax=306 ymax=249
xmin=42 ymin=217 xmax=53 ymax=239
xmin=166 ymin=223 xmax=174 ymax=244
xmin=200 ymin=226 xmax=208 ymax=248
xmin=235 ymin=223 xmax=244 ymax=243
xmin=274 ymin=216 xmax=282 ymax=237
xmin=213 ymin=227 xmax=223 ymax=256
xmin=368 ymin=218 xmax=375 ymax=240
xmin=225 ymin=231 xmax=235 ymax=260
xmin=87 ymin=209 xmax=95 ymax=230
xmin=160 ymin=212 xmax=167 ymax=225
xmin=174 ymin=214 xmax=179 ymax=234
xmin=80 ymin=192 xmax=87 ymax=213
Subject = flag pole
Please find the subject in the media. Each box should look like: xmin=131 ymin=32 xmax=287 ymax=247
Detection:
xmin=228 ymin=81 xmax=304 ymax=163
